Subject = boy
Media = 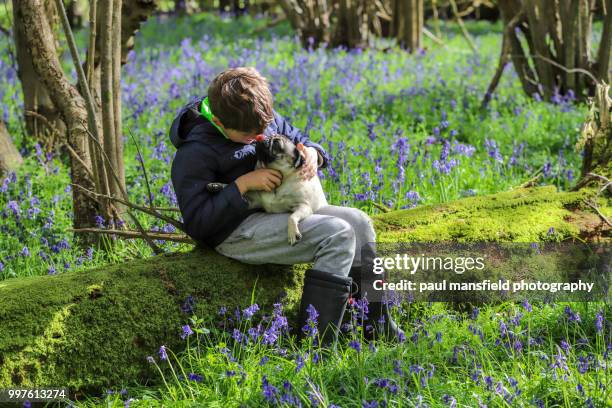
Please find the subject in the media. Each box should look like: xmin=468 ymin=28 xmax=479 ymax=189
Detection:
xmin=169 ymin=67 xmax=402 ymax=345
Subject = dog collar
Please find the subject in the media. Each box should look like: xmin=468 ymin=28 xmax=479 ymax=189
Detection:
xmin=200 ymin=97 xmax=229 ymax=139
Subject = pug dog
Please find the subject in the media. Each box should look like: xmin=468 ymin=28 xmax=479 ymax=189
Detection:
xmin=245 ymin=134 xmax=328 ymax=245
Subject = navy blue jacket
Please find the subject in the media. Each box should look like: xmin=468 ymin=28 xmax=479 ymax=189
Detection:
xmin=169 ymin=97 xmax=329 ymax=248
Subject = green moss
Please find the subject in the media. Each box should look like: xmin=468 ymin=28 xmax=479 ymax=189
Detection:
xmin=0 ymin=186 xmax=608 ymax=397
xmin=0 ymin=249 xmax=302 ymax=396
xmin=373 ymin=186 xmax=610 ymax=243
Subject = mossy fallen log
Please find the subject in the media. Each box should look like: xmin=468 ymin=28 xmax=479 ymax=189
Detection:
xmin=0 ymin=186 xmax=609 ymax=397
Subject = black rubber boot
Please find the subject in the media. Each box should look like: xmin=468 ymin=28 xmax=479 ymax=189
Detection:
xmin=297 ymin=269 xmax=352 ymax=348
xmin=349 ymin=264 xmax=405 ymax=342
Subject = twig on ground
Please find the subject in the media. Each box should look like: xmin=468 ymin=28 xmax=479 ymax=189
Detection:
xmin=583 ymin=199 xmax=612 ymax=227
xmin=70 ymin=228 xmax=195 ymax=244
xmin=372 ymin=202 xmax=392 ymax=213
xmin=518 ymin=173 xmax=542 ymax=189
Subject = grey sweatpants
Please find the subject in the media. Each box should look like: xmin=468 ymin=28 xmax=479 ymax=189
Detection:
xmin=214 ymin=205 xmax=375 ymax=277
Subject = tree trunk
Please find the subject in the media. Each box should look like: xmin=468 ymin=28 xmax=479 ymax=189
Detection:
xmin=12 ymin=0 xmax=66 ymax=143
xmin=277 ymin=0 xmax=332 ymax=48
xmin=0 ymin=120 xmax=22 ymax=176
xmin=334 ymin=0 xmax=369 ymax=48
xmin=391 ymin=0 xmax=423 ymax=51
xmin=112 ymin=0 xmax=126 ymax=198
xmin=497 ymin=0 xmax=611 ymax=101
xmin=575 ymin=82 xmax=612 ymax=186
xmin=0 ymin=186 xmax=609 ymax=397
xmin=15 ymin=0 xmax=100 ymax=243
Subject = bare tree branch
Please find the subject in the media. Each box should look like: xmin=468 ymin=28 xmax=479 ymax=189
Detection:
xmin=69 ymin=228 xmax=195 ymax=244
xmin=449 ymin=0 xmax=477 ymax=53
xmin=71 ymin=182 xmax=184 ymax=231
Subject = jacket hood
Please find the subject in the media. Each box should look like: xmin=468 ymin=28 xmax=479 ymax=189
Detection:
xmin=169 ymin=98 xmax=210 ymax=149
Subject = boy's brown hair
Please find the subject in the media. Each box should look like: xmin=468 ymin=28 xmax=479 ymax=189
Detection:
xmin=207 ymin=67 xmax=274 ymax=134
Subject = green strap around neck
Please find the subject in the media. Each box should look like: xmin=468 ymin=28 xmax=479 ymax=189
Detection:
xmin=200 ymin=97 xmax=229 ymax=139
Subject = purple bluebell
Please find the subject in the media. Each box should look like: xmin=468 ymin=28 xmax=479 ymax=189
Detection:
xmin=302 ymin=304 xmax=319 ymax=338
xmin=188 ymin=373 xmax=203 ymax=382
xmin=577 ymin=356 xmax=589 ymax=374
xmin=159 ymin=345 xmax=168 ymax=361
xmin=349 ymin=339 xmax=362 ymax=352
xmin=595 ymin=311 xmax=604 ymax=333
xmin=261 ymin=376 xmax=278 ymax=403
xmin=181 ymin=325 xmax=193 ymax=339
xmin=242 ymin=303 xmax=260 ymax=320
xmin=522 ymin=299 xmax=532 ymax=312
xmin=94 ymin=215 xmax=105 ymax=228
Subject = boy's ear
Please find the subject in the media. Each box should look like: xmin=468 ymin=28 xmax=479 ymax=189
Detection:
xmin=212 ymin=117 xmax=223 ymax=127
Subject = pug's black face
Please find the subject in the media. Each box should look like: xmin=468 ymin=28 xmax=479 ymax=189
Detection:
xmin=255 ymin=134 xmax=304 ymax=171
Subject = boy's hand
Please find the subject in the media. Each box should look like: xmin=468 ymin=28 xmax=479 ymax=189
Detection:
xmin=296 ymin=144 xmax=319 ymax=181
xmin=236 ymin=169 xmax=283 ymax=194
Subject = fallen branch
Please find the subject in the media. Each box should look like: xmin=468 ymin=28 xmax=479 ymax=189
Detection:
xmin=372 ymin=202 xmax=392 ymax=213
xmin=583 ymin=199 xmax=612 ymax=227
xmin=69 ymin=228 xmax=195 ymax=244
xmin=517 ymin=173 xmax=542 ymax=189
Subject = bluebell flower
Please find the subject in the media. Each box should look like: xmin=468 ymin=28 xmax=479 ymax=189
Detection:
xmin=261 ymin=376 xmax=278 ymax=403
xmin=522 ymin=299 xmax=532 ymax=312
xmin=242 ymin=303 xmax=260 ymax=320
xmin=159 ymin=345 xmax=168 ymax=361
xmin=7 ymin=200 xmax=20 ymax=217
xmin=295 ymin=354 xmax=305 ymax=372
xmin=595 ymin=311 xmax=604 ymax=333
xmin=349 ymin=340 xmax=361 ymax=352
xmin=302 ymin=304 xmax=319 ymax=338
xmin=188 ymin=373 xmax=203 ymax=382
xmin=181 ymin=325 xmax=193 ymax=339
xmin=94 ymin=215 xmax=105 ymax=228
xmin=574 ymin=355 xmax=589 ymax=374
